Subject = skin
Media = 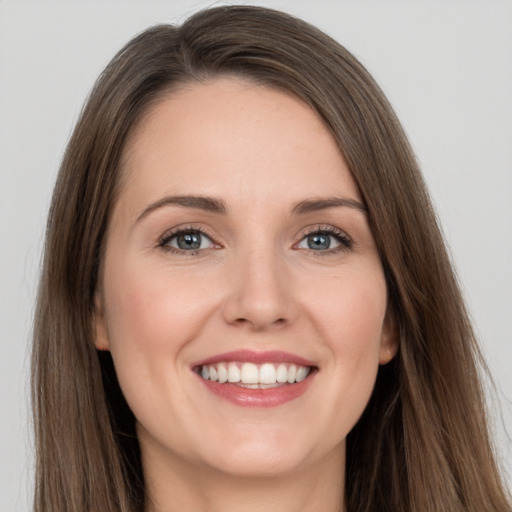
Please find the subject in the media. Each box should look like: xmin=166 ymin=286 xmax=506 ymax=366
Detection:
xmin=94 ymin=78 xmax=396 ymax=512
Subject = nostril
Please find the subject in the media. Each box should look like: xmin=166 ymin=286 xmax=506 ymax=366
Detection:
xmin=232 ymin=316 xmax=287 ymax=329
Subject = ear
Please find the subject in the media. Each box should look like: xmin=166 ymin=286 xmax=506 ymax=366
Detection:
xmin=92 ymin=293 xmax=110 ymax=351
xmin=378 ymin=308 xmax=398 ymax=365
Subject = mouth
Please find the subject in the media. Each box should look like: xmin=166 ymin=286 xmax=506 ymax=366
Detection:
xmin=195 ymin=361 xmax=312 ymax=388
xmin=192 ymin=350 xmax=317 ymax=407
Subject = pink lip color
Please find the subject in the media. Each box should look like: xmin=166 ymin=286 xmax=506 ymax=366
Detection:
xmin=193 ymin=349 xmax=315 ymax=367
xmin=193 ymin=350 xmax=317 ymax=408
xmin=197 ymin=374 xmax=315 ymax=407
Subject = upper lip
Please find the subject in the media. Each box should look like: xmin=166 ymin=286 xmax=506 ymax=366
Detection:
xmin=193 ymin=349 xmax=316 ymax=368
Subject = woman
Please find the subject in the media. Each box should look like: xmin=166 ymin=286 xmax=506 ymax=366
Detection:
xmin=31 ymin=5 xmax=511 ymax=512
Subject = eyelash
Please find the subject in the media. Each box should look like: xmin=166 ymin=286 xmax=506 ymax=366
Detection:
xmin=158 ymin=225 xmax=218 ymax=256
xmin=297 ymin=225 xmax=353 ymax=255
xmin=157 ymin=225 xmax=353 ymax=256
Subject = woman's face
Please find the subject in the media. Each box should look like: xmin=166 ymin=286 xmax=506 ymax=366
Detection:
xmin=95 ymin=78 xmax=395 ymax=481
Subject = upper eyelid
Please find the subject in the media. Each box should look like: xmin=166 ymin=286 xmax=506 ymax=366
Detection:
xmin=159 ymin=224 xmax=218 ymax=243
xmin=298 ymin=224 xmax=351 ymax=239
xmin=295 ymin=225 xmax=354 ymax=252
xmin=160 ymin=222 xmax=215 ymax=238
xmin=157 ymin=223 xmax=352 ymax=250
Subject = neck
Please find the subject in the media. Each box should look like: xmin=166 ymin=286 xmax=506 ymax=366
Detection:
xmin=143 ymin=446 xmax=345 ymax=512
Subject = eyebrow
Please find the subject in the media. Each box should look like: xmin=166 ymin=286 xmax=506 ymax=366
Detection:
xmin=136 ymin=195 xmax=227 ymax=223
xmin=291 ymin=197 xmax=367 ymax=215
xmin=135 ymin=194 xmax=367 ymax=224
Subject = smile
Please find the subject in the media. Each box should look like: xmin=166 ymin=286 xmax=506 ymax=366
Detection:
xmin=199 ymin=362 xmax=311 ymax=388
xmin=193 ymin=350 xmax=317 ymax=407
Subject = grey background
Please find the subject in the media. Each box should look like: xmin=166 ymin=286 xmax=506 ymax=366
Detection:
xmin=1 ymin=0 xmax=511 ymax=509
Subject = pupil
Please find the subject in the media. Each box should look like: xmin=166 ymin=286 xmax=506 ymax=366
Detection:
xmin=177 ymin=232 xmax=201 ymax=250
xmin=308 ymin=234 xmax=330 ymax=250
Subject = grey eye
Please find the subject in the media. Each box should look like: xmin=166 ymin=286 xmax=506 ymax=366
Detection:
xmin=167 ymin=231 xmax=213 ymax=251
xmin=298 ymin=232 xmax=341 ymax=251
xmin=308 ymin=233 xmax=330 ymax=250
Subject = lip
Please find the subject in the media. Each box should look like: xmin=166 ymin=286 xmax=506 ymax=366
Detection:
xmin=197 ymin=375 xmax=315 ymax=407
xmin=193 ymin=350 xmax=317 ymax=408
xmin=193 ymin=349 xmax=316 ymax=367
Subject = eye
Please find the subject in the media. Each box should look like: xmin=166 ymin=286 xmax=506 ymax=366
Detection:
xmin=296 ymin=228 xmax=352 ymax=252
xmin=159 ymin=228 xmax=216 ymax=253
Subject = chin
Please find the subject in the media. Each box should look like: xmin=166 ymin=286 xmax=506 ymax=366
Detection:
xmin=196 ymin=427 xmax=327 ymax=478
xmin=206 ymin=447 xmax=308 ymax=478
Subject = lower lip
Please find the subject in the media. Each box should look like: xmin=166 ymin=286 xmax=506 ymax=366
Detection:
xmin=197 ymin=372 xmax=315 ymax=407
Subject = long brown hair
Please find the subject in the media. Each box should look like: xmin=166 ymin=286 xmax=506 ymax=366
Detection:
xmin=32 ymin=5 xmax=510 ymax=511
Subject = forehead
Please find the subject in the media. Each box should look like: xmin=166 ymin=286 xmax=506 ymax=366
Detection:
xmin=118 ymin=77 xmax=361 ymax=209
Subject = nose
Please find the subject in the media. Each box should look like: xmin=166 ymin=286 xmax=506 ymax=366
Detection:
xmin=221 ymin=247 xmax=297 ymax=331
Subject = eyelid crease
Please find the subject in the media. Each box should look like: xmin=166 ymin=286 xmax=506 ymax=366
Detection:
xmin=158 ymin=225 xmax=221 ymax=251
xmin=299 ymin=224 xmax=352 ymax=240
xmin=295 ymin=225 xmax=354 ymax=253
xmin=156 ymin=224 xmax=353 ymax=257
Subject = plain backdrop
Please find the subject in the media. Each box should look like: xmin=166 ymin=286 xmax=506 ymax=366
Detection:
xmin=1 ymin=0 xmax=511 ymax=509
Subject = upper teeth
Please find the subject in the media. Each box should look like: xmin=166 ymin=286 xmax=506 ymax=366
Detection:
xmin=200 ymin=362 xmax=310 ymax=385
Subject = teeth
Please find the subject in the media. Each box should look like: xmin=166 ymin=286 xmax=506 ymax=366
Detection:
xmin=276 ymin=364 xmax=288 ymax=383
xmin=240 ymin=363 xmax=259 ymax=384
xmin=227 ymin=362 xmax=240 ymax=382
xmin=259 ymin=363 xmax=276 ymax=384
xmin=199 ymin=361 xmax=311 ymax=385
xmin=296 ymin=366 xmax=309 ymax=382
xmin=287 ymin=364 xmax=297 ymax=384
xmin=240 ymin=383 xmax=259 ymax=389
xmin=217 ymin=363 xmax=228 ymax=383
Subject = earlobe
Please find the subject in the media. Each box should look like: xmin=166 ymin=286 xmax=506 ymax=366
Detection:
xmin=378 ymin=310 xmax=398 ymax=365
xmin=92 ymin=293 xmax=110 ymax=351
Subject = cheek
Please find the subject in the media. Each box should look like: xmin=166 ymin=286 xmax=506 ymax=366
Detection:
xmin=308 ymin=265 xmax=387 ymax=352
xmin=100 ymin=258 xmax=219 ymax=416
xmin=100 ymin=259 xmax=219 ymax=427
xmin=104 ymin=260 xmax=212 ymax=354
xmin=306 ymin=268 xmax=387 ymax=409
xmin=335 ymin=284 xmax=386 ymax=373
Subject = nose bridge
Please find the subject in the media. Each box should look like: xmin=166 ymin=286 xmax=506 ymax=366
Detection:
xmin=222 ymin=240 xmax=293 ymax=330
